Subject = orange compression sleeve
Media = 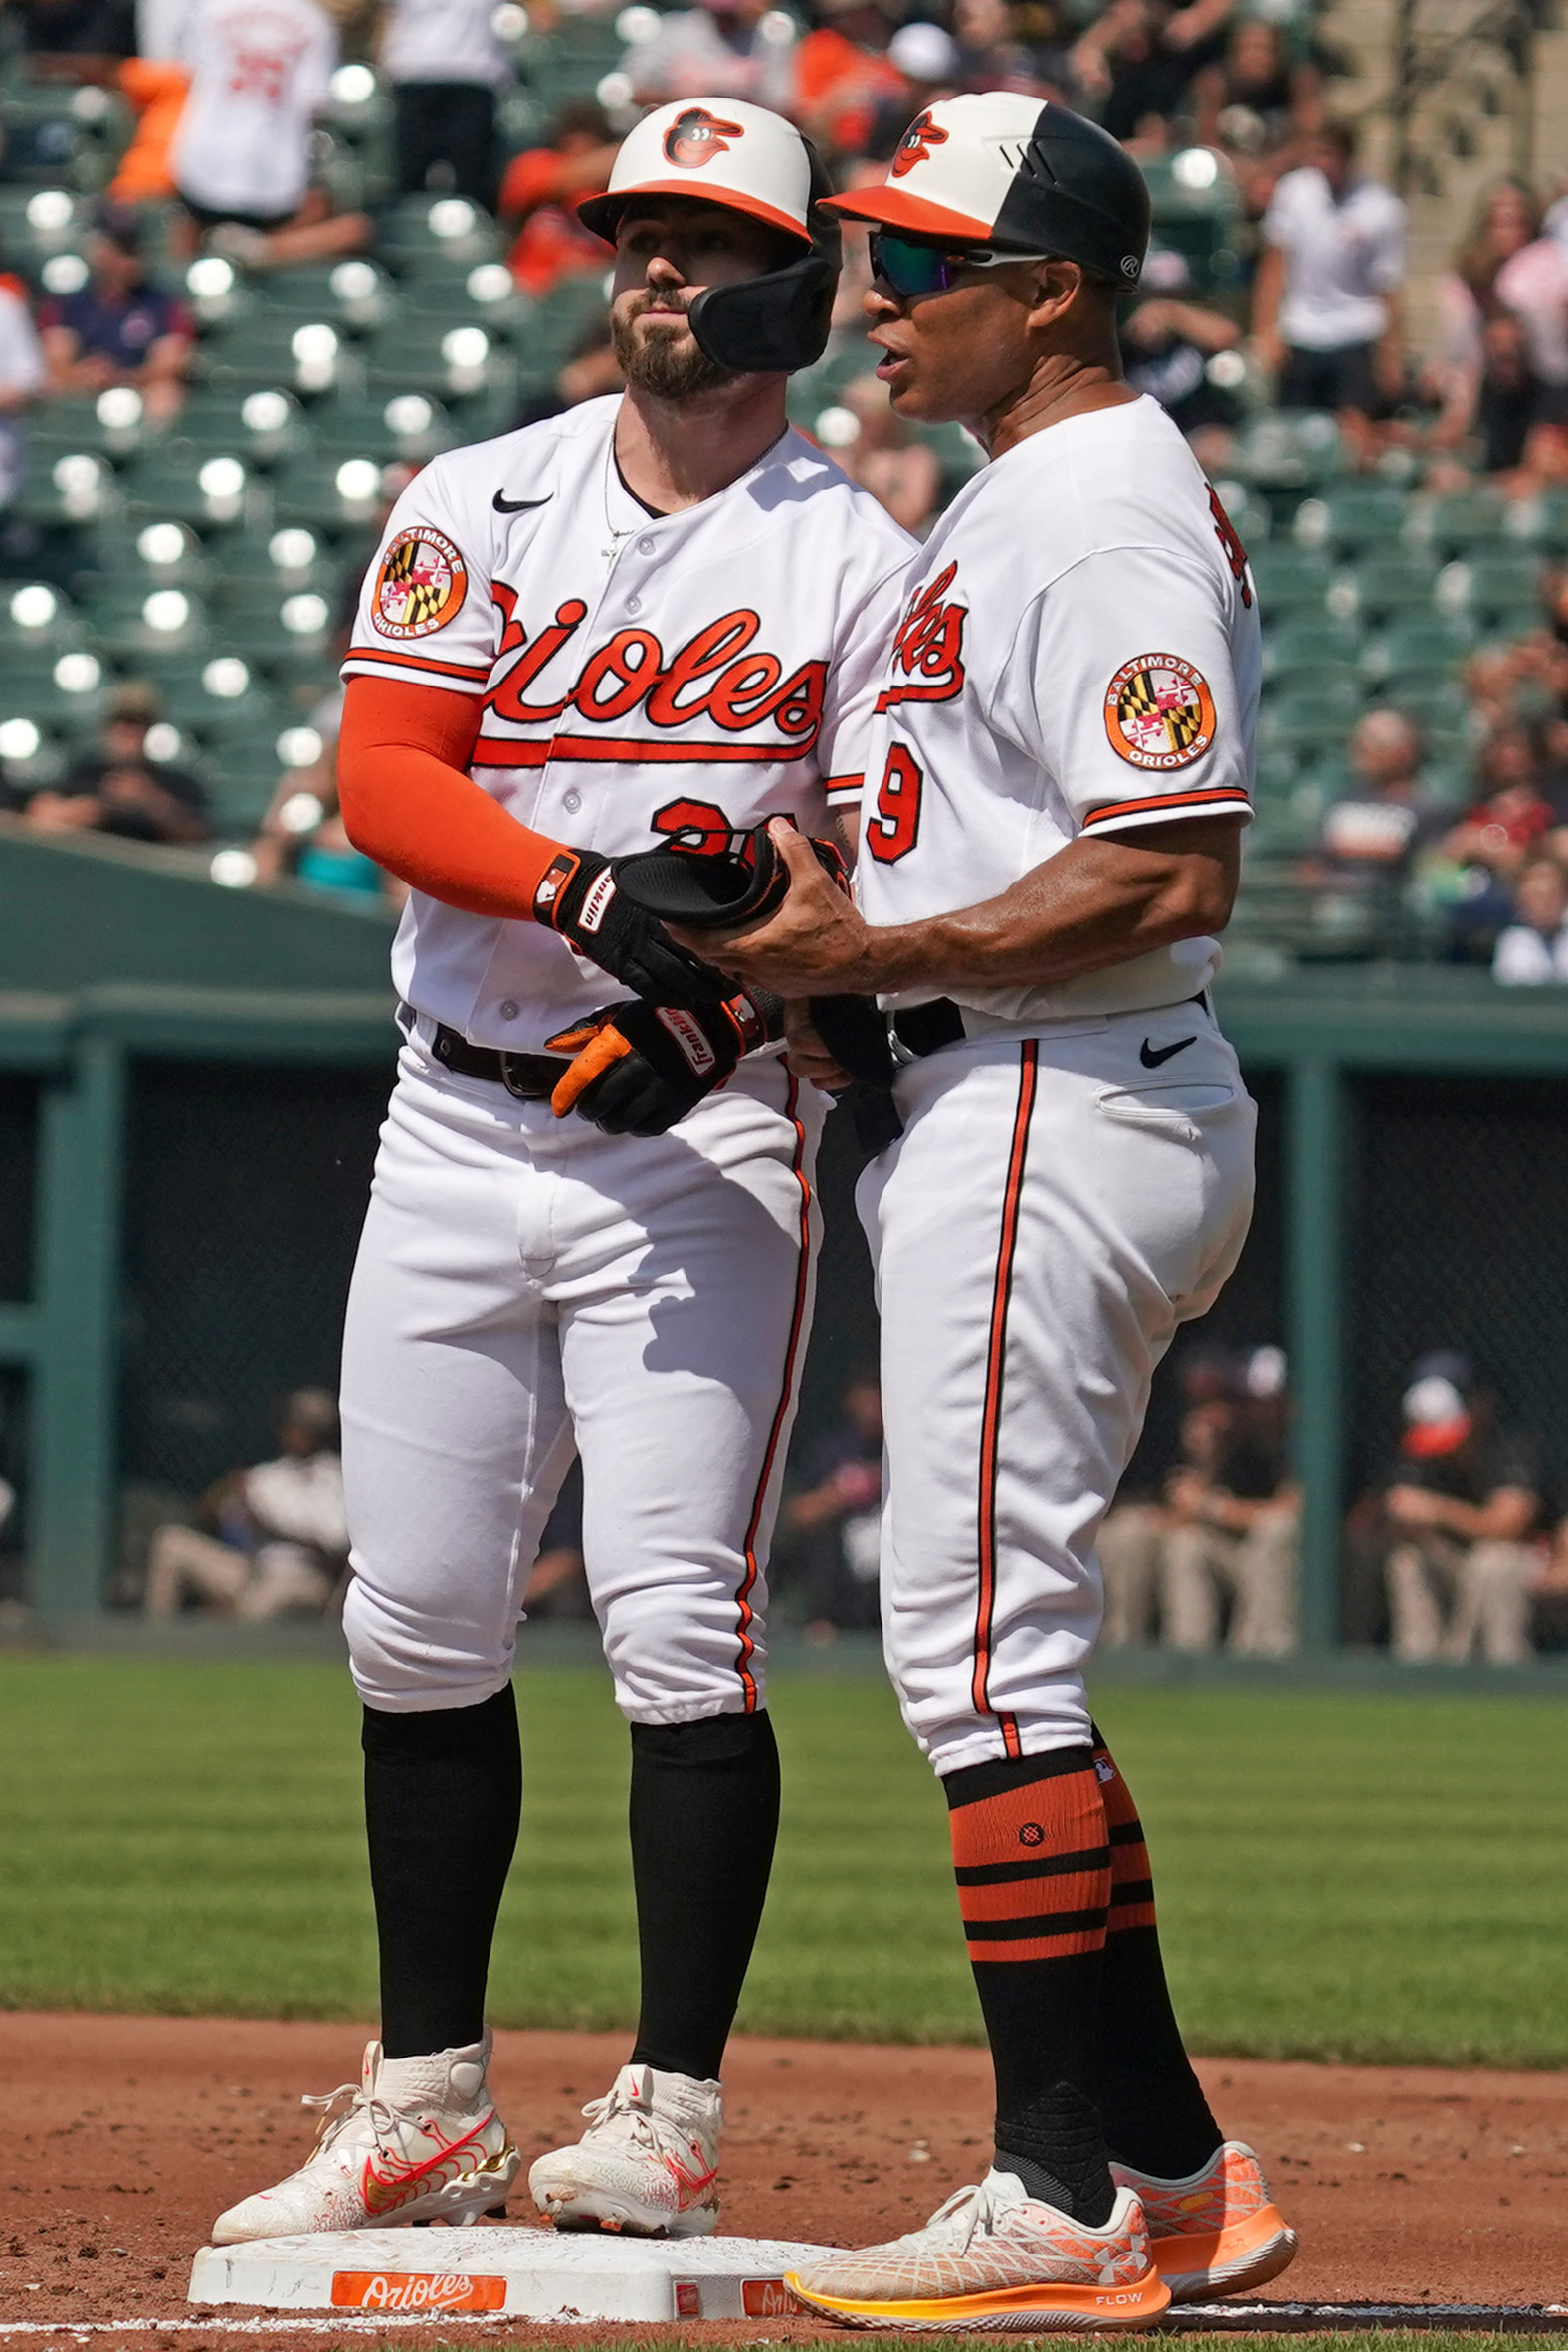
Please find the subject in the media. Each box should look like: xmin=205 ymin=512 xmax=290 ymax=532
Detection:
xmin=337 ymin=675 xmax=564 ymax=919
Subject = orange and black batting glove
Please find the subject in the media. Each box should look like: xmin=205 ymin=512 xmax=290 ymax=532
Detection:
xmin=546 ymin=991 xmax=783 ymax=1137
xmin=532 ymin=846 xmax=730 ymax=1009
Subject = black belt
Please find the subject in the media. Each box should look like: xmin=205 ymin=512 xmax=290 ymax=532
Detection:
xmin=429 ymin=1023 xmax=568 ymax=1100
xmin=890 ymin=990 xmax=1210 ymax=1062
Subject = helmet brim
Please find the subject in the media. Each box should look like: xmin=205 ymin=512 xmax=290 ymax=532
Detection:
xmin=818 ymin=184 xmax=992 ymax=241
xmin=578 ymin=182 xmax=815 ymax=248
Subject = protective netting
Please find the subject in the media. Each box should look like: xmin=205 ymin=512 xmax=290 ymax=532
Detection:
xmin=0 ymin=1076 xmax=39 ymax=1306
xmin=1347 ymin=1075 xmax=1568 ymax=1509
xmin=117 ymin=1059 xmax=390 ymax=1501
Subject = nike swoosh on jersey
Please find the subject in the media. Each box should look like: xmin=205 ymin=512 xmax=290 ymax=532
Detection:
xmin=493 ymin=490 xmax=552 ymax=513
xmin=1139 ymin=1035 xmax=1197 ymax=1069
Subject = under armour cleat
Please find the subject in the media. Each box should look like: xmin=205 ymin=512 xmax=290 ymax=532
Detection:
xmin=785 ymin=2170 xmax=1169 ymax=2332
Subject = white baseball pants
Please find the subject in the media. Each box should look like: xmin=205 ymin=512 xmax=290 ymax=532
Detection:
xmin=860 ymin=1004 xmax=1256 ymax=1776
xmin=340 ymin=1037 xmax=822 ymax=1720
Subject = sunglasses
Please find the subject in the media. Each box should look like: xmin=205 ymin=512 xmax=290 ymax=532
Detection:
xmin=867 ymin=231 xmax=1053 ymax=298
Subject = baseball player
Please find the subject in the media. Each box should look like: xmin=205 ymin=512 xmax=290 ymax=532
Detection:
xmin=209 ymin=98 xmax=912 ymax=2248
xmin=676 ymin=95 xmax=1299 ymax=2334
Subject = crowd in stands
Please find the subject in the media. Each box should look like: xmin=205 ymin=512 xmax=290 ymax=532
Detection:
xmin=2 ymin=0 xmax=1568 ymax=968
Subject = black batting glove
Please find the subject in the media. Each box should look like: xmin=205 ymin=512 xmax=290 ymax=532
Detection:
xmin=546 ymin=990 xmax=784 ymax=1137
xmin=532 ymin=846 xmax=728 ymax=1007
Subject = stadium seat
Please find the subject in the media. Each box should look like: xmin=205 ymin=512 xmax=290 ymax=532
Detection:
xmin=119 ymin=451 xmax=259 ymax=530
xmin=1257 ymin=681 xmax=1363 ymax=752
xmin=375 ymin=195 xmax=501 ymax=274
xmin=1439 ymin=552 xmax=1543 ymax=630
xmin=1138 ymin=150 xmax=1245 ymax=294
xmin=211 ymin=579 xmax=334 ymax=672
xmin=1228 ymin=410 xmax=1341 ymax=492
xmin=310 ymin=392 xmax=454 ymax=463
xmin=1422 ymin=491 xmax=1510 ymax=558
xmin=89 ymin=582 xmax=212 ymax=663
xmin=1248 ymin=542 xmax=1329 ymax=618
xmin=1337 ymin=552 xmax=1438 ymax=621
xmin=0 ymin=580 xmax=84 ymax=654
xmin=1369 ymin=614 xmax=1471 ymax=681
xmin=161 ymin=389 xmax=313 ymax=469
xmin=200 ymin=314 xmax=355 ymax=397
xmin=1261 ymin=615 xmax=1360 ymax=680
xmin=1298 ymin=482 xmax=1410 ymax=555
xmin=363 ymin=316 xmax=515 ymax=404
xmin=246 ymin=262 xmax=401 ymax=336
xmin=269 ymin=455 xmax=401 ymax=531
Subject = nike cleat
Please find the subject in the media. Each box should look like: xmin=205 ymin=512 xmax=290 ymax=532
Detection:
xmin=529 ymin=2062 xmax=721 ymax=2237
xmin=786 ymin=2172 xmax=1169 ymax=2333
xmin=1110 ymin=2141 xmax=1298 ymax=2301
xmin=210 ymin=2032 xmax=519 ymax=2243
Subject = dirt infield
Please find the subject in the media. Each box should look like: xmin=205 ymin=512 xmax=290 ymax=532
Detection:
xmin=2 ymin=2015 xmax=1564 ymax=2341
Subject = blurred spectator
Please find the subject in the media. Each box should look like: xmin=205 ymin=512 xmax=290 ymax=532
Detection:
xmin=1190 ymin=18 xmax=1321 ymax=209
xmin=9 ymin=0 xmax=135 ymax=81
xmin=1440 ymin=720 xmax=1554 ymax=883
xmin=863 ymin=20 xmax=960 ymax=160
xmin=950 ymin=0 xmax=1063 ymax=96
xmin=1308 ymin=709 xmax=1447 ymax=894
xmin=796 ymin=0 xmax=907 ymax=167
xmin=625 ymin=0 xmax=798 ymax=111
xmin=20 ymin=681 xmax=212 ymax=845
xmin=1380 ymin=1355 xmax=1543 ymax=1665
xmin=253 ymin=772 xmax=403 ymax=902
xmin=381 ymin=0 xmax=510 ymax=208
xmin=1121 ymin=260 xmax=1244 ymax=469
xmin=202 ymin=183 xmax=374 ymax=275
xmin=38 ymin=207 xmax=193 ymax=424
xmin=109 ymin=58 xmax=195 ymax=205
xmin=779 ymin=1368 xmax=882 ymax=1636
xmin=1161 ymin=1345 xmax=1297 ymax=1656
xmin=144 ymin=1388 xmax=347 ymax=1620
xmin=522 ymin=1462 xmax=590 ymax=1620
xmin=832 ymin=373 xmax=940 ymax=535
xmin=0 ymin=260 xmax=45 ymax=510
xmin=1492 ymin=852 xmax=1568 ymax=984
xmin=1253 ymin=123 xmax=1405 ymax=449
xmin=1099 ymin=1345 xmax=1296 ymax=1653
xmin=498 ymin=101 xmax=619 ymax=298
xmin=1435 ymin=181 xmax=1568 ymax=404
xmin=1071 ymin=0 xmax=1234 ymax=150
xmin=169 ymin=0 xmax=337 ymax=246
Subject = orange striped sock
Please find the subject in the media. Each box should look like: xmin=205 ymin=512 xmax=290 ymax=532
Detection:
xmin=1090 ymin=1726 xmax=1221 ymax=2179
xmin=942 ymin=1749 xmax=1112 ymax=2188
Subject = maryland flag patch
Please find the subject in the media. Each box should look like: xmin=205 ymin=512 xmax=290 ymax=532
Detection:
xmin=1103 ymin=654 xmax=1217 ymax=772
xmin=372 ymin=526 xmax=467 ymax=640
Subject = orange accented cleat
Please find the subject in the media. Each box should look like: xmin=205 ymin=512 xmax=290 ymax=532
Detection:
xmin=1109 ymin=2141 xmax=1297 ymax=2302
xmin=785 ymin=2172 xmax=1170 ymax=2333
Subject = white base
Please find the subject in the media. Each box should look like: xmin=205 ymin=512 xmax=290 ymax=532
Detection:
xmin=189 ymin=2227 xmax=838 ymax=2323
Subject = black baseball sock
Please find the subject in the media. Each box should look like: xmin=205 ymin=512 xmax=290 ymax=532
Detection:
xmin=1091 ymin=1725 xmax=1223 ymax=2180
xmin=628 ymin=1709 xmax=780 ymax=2081
xmin=945 ymin=1750 xmax=1115 ymax=2227
xmin=362 ymin=1685 xmax=521 ymax=2060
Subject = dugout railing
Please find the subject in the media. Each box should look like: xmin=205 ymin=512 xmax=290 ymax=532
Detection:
xmin=3 ymin=955 xmax=1568 ymax=1649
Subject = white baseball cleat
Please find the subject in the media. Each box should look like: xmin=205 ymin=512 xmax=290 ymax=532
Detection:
xmin=210 ymin=2031 xmax=519 ymax=2244
xmin=529 ymin=2062 xmax=722 ymax=2237
xmin=1109 ymin=2140 xmax=1298 ymax=2302
xmin=785 ymin=2171 xmax=1170 ymax=2333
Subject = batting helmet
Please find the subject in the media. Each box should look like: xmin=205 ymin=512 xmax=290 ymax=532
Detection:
xmin=821 ymin=93 xmax=1151 ymax=288
xmin=577 ymin=98 xmax=842 ymax=374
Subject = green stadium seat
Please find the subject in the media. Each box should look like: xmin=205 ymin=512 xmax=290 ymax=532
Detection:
xmin=1257 ymin=680 xmax=1362 ymax=751
xmin=90 ymin=584 xmax=212 ymax=663
xmin=1261 ymin=616 xmax=1359 ymax=680
xmin=134 ymin=656 xmax=279 ymax=739
xmin=211 ymin=579 xmax=335 ymax=671
xmin=0 ymin=645 xmax=107 ymax=727
xmin=199 ymin=313 xmax=353 ymax=396
xmin=363 ymin=316 xmax=515 ymax=404
xmin=1248 ymin=542 xmax=1329 ymax=618
xmin=1369 ymin=614 xmax=1471 ymax=681
xmin=12 ymin=448 xmax=118 ymax=526
xmin=1138 ymin=150 xmax=1245 ymax=294
xmin=310 ymin=392 xmax=454 ymax=463
xmin=119 ymin=452 xmax=259 ymax=529
xmin=1227 ymin=410 xmax=1341 ymax=492
xmin=376 ymin=195 xmax=501 ymax=273
xmin=160 ymin=389 xmax=313 ymax=470
xmin=245 ymin=260 xmax=401 ymax=335
xmin=0 ymin=183 xmax=89 ymax=264
xmin=1299 ymin=483 xmax=1410 ymax=555
xmin=1423 ymin=491 xmax=1510 ymax=558
xmin=1338 ymin=552 xmax=1437 ymax=621
xmin=0 ymin=580 xmax=85 ymax=654
xmin=1439 ymin=552 xmax=1543 ymax=629
xmin=268 ymin=455 xmax=400 ymax=531
xmin=404 ymin=263 xmax=535 ymax=343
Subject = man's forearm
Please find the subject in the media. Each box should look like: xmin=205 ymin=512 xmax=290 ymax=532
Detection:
xmin=842 ymin=822 xmax=1239 ymax=995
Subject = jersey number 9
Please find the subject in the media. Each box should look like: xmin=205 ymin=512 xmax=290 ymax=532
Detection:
xmin=866 ymin=746 xmax=923 ymax=865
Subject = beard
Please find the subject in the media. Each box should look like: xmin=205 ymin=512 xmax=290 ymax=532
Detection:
xmin=612 ymin=292 xmax=735 ymax=399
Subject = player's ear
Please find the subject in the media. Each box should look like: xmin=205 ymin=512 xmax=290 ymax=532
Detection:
xmin=1021 ymin=256 xmax=1080 ymax=326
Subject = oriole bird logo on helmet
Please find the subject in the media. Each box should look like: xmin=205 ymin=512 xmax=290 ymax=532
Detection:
xmin=664 ymin=106 xmax=744 ymax=168
xmin=890 ymin=109 xmax=949 ymax=177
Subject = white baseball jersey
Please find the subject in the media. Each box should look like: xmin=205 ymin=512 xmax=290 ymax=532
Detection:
xmin=172 ymin=0 xmax=336 ymax=218
xmin=856 ymin=393 xmax=1259 ymax=1025
xmin=343 ymin=396 xmax=913 ymax=1051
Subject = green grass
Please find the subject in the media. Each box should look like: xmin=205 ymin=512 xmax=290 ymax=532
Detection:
xmin=0 ymin=1659 xmax=1565 ymax=2064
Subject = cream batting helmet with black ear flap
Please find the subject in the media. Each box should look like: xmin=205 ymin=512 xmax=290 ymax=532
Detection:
xmin=577 ymin=98 xmax=842 ymax=374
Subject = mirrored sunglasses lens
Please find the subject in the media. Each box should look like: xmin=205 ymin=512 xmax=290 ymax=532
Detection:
xmin=871 ymin=235 xmax=952 ymax=295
